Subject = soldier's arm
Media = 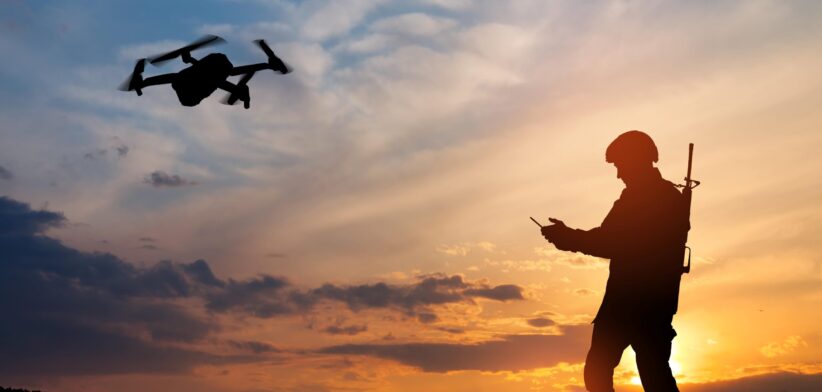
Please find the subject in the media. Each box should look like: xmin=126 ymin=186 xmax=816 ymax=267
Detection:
xmin=544 ymin=198 xmax=623 ymax=258
xmin=549 ymin=226 xmax=615 ymax=258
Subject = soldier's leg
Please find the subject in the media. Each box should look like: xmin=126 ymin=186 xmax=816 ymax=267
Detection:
xmin=633 ymin=324 xmax=679 ymax=392
xmin=584 ymin=322 xmax=630 ymax=392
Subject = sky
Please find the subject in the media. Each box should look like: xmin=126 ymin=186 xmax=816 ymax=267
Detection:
xmin=1 ymin=0 xmax=821 ymax=391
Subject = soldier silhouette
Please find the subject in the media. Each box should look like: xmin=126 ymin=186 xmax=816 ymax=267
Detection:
xmin=541 ymin=131 xmax=689 ymax=391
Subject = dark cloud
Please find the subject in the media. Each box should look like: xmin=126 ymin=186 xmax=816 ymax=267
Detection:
xmin=0 ymin=317 xmax=240 ymax=378
xmin=228 ymin=340 xmax=280 ymax=354
xmin=204 ymin=275 xmax=303 ymax=317
xmin=0 ymin=196 xmax=64 ymax=236
xmin=0 ymin=197 xmax=241 ymax=378
xmin=115 ymin=144 xmax=129 ymax=157
xmin=0 ymin=196 xmax=526 ymax=379
xmin=0 ymin=164 xmax=12 ymax=180
xmin=319 ymin=325 xmax=591 ymax=373
xmin=83 ymin=148 xmax=107 ymax=160
xmin=417 ymin=312 xmax=438 ymax=324
xmin=139 ymin=237 xmax=156 ymax=242
xmin=322 ymin=324 xmax=368 ymax=336
xmin=436 ymin=326 xmax=465 ymax=334
xmin=620 ymin=372 xmax=822 ymax=392
xmin=143 ymin=170 xmax=197 ymax=187
xmin=526 ymin=317 xmax=555 ymax=328
xmin=77 ymin=144 xmax=129 ymax=163
xmin=464 ymin=284 xmax=524 ymax=301
xmin=308 ymin=274 xmax=525 ymax=318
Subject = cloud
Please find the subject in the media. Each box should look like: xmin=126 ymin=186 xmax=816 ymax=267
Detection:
xmin=228 ymin=340 xmax=280 ymax=354
xmin=203 ymin=274 xmax=302 ymax=317
xmin=0 ymin=196 xmax=526 ymax=379
xmin=436 ymin=243 xmax=470 ymax=256
xmin=436 ymin=326 xmax=465 ymax=334
xmin=143 ymin=170 xmax=197 ymax=187
xmin=437 ymin=241 xmax=497 ymax=256
xmin=527 ymin=317 xmax=555 ymax=328
xmin=574 ymin=288 xmax=595 ymax=296
xmin=333 ymin=33 xmax=394 ymax=53
xmin=534 ymin=247 xmax=607 ymax=268
xmin=0 ymin=165 xmax=11 ymax=180
xmin=0 ymin=197 xmax=244 ymax=378
xmin=0 ymin=317 xmax=241 ymax=378
xmin=676 ymin=372 xmax=822 ymax=392
xmin=322 ymin=324 xmax=368 ymax=336
xmin=370 ymin=13 xmax=457 ymax=37
xmin=84 ymin=148 xmax=107 ymax=160
xmin=308 ymin=274 xmax=524 ymax=317
xmin=759 ymin=335 xmax=807 ymax=358
xmin=0 ymin=196 xmax=65 ymax=235
xmin=115 ymin=144 xmax=129 ymax=157
xmin=301 ymin=0 xmax=385 ymax=41
xmin=417 ymin=312 xmax=438 ymax=323
xmin=118 ymin=39 xmax=189 ymax=61
xmin=464 ymin=284 xmax=524 ymax=301
xmin=419 ymin=0 xmax=470 ymax=10
xmin=319 ymin=324 xmax=591 ymax=372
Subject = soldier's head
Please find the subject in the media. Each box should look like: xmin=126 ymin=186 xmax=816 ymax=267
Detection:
xmin=606 ymin=130 xmax=658 ymax=186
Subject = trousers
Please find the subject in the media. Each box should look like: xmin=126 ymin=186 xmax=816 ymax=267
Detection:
xmin=584 ymin=318 xmax=679 ymax=392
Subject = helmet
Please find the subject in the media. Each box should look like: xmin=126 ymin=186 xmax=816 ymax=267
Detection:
xmin=605 ymin=130 xmax=658 ymax=164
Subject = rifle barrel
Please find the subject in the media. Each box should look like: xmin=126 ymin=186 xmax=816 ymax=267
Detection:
xmin=687 ymin=143 xmax=694 ymax=181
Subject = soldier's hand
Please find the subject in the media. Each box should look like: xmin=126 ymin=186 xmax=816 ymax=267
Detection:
xmin=548 ymin=218 xmax=567 ymax=228
xmin=541 ymin=218 xmax=578 ymax=251
xmin=541 ymin=218 xmax=567 ymax=242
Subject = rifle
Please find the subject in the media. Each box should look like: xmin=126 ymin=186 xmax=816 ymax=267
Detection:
xmin=678 ymin=143 xmax=700 ymax=273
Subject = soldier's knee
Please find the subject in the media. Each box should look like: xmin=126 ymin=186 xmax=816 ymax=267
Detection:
xmin=584 ymin=359 xmax=615 ymax=392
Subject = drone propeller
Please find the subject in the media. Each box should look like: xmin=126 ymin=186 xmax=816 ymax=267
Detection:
xmin=149 ymin=35 xmax=226 ymax=65
xmin=255 ymin=39 xmax=292 ymax=74
xmin=222 ymin=71 xmax=255 ymax=109
xmin=118 ymin=58 xmax=146 ymax=96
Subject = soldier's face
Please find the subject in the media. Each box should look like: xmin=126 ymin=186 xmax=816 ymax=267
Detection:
xmin=613 ymin=160 xmax=646 ymax=186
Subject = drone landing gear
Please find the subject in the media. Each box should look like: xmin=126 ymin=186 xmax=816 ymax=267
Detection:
xmin=220 ymin=73 xmax=254 ymax=109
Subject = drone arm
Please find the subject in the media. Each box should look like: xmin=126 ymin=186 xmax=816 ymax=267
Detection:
xmin=141 ymin=73 xmax=176 ymax=87
xmin=218 ymin=80 xmax=238 ymax=93
xmin=230 ymin=63 xmax=271 ymax=76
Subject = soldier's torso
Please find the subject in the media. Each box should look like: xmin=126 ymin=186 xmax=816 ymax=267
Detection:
xmin=595 ymin=173 xmax=688 ymax=323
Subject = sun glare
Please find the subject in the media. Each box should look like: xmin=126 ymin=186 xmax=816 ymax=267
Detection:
xmin=627 ymin=357 xmax=683 ymax=386
xmin=670 ymin=359 xmax=683 ymax=375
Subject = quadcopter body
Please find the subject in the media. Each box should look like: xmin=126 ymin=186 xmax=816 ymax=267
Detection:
xmin=172 ymin=53 xmax=233 ymax=106
xmin=120 ymin=35 xmax=291 ymax=109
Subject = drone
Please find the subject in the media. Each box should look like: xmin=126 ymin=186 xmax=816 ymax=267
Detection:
xmin=119 ymin=35 xmax=291 ymax=109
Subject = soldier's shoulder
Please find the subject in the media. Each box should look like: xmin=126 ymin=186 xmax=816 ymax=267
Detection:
xmin=659 ymin=178 xmax=682 ymax=198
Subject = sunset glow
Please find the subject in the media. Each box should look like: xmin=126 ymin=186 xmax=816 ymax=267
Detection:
xmin=1 ymin=1 xmax=821 ymax=391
